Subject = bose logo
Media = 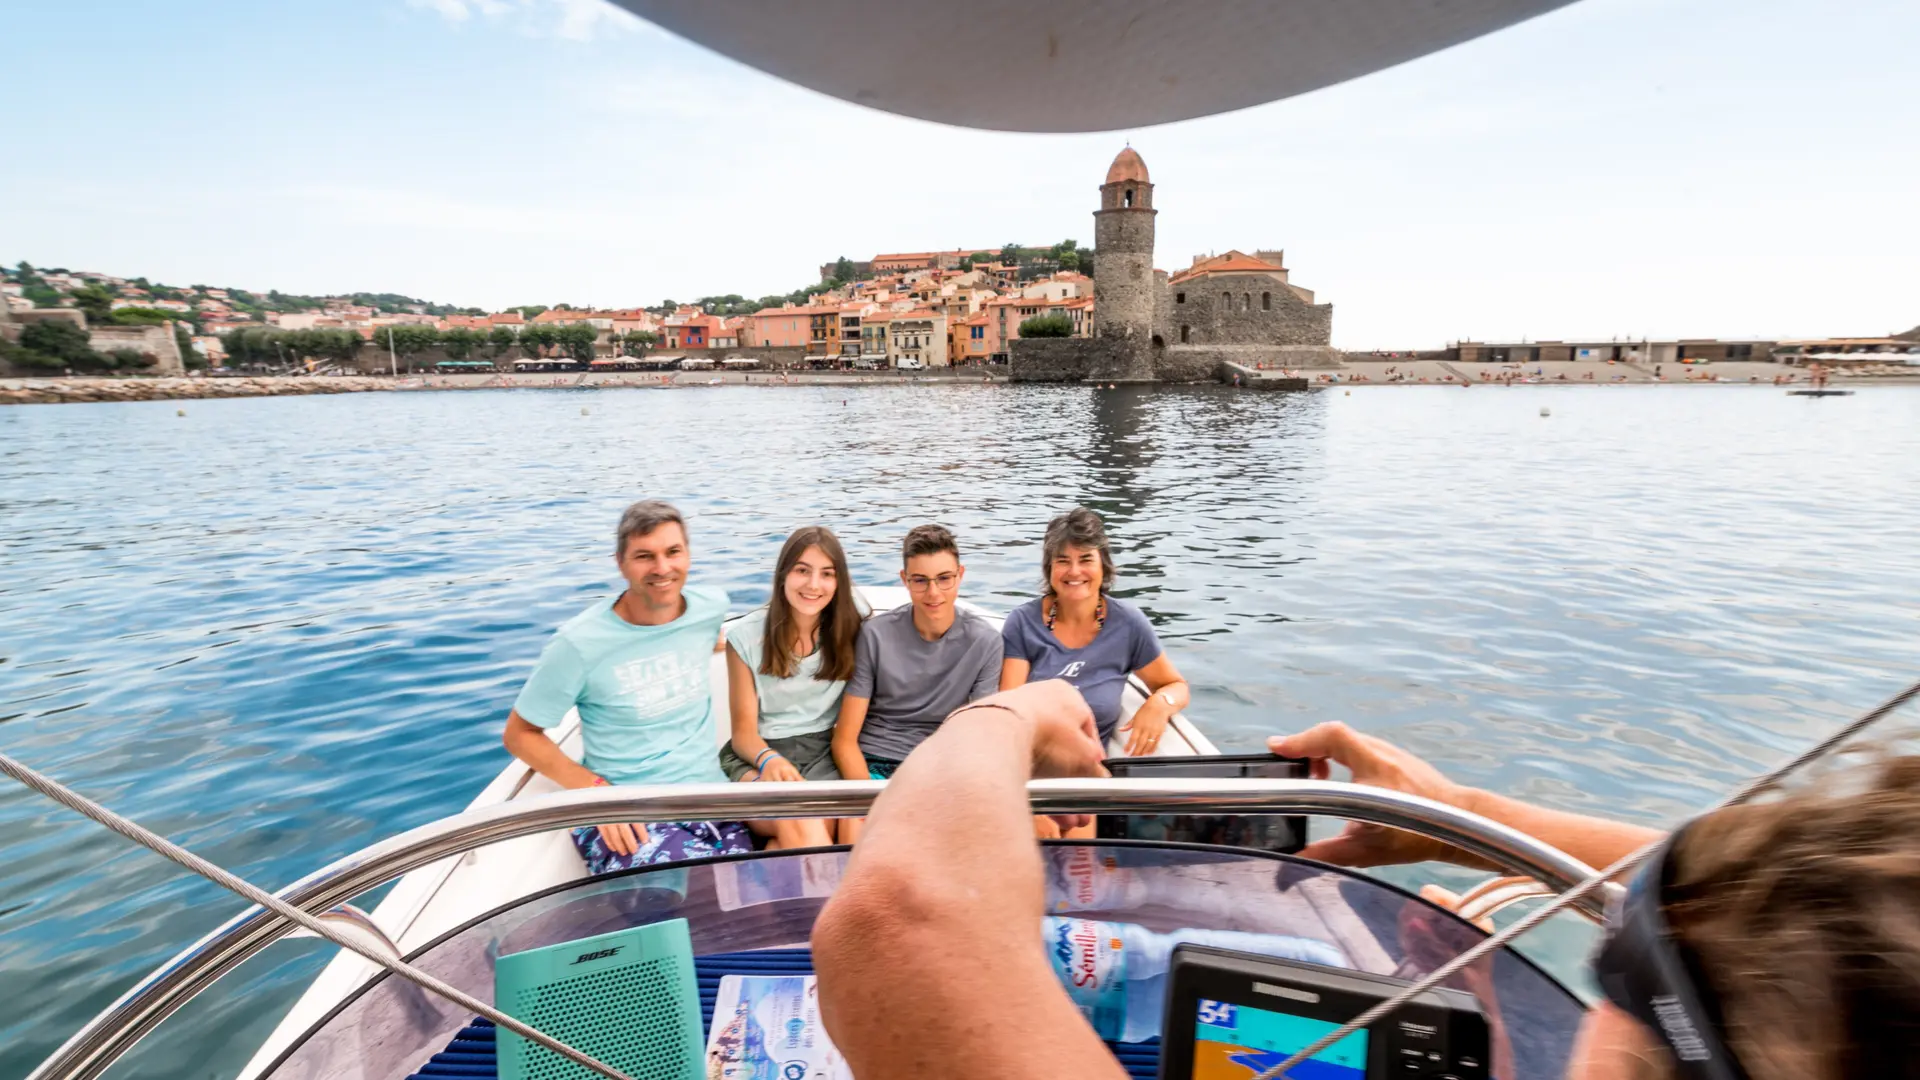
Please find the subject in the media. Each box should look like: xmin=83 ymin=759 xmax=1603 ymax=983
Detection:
xmin=1651 ymin=996 xmax=1711 ymax=1062
xmin=571 ymin=947 xmax=623 ymax=965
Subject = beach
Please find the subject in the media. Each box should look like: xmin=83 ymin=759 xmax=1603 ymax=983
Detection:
xmin=4 ymin=360 xmax=1913 ymax=405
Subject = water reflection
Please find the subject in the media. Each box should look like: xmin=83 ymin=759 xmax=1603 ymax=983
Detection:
xmin=0 ymin=384 xmax=1915 ymax=1079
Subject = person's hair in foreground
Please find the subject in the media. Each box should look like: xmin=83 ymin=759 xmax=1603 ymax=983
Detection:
xmin=761 ymin=525 xmax=860 ymax=682
xmin=1603 ymin=753 xmax=1920 ymax=1080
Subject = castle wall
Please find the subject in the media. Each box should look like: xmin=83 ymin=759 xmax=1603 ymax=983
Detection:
xmin=1008 ymin=337 xmax=1101 ymax=382
xmin=1168 ymin=273 xmax=1332 ymax=348
xmin=1162 ymin=344 xmax=1343 ymax=379
xmin=90 ymin=324 xmax=185 ymax=375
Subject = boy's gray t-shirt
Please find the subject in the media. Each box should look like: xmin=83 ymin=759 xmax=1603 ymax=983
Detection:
xmin=847 ymin=605 xmax=1003 ymax=761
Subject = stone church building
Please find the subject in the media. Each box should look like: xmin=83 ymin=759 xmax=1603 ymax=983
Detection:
xmin=1012 ymin=147 xmax=1340 ymax=382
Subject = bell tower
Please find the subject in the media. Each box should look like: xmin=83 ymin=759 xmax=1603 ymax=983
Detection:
xmin=1093 ymin=146 xmax=1156 ymax=345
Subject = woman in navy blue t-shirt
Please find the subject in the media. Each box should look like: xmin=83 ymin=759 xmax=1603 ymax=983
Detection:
xmin=999 ymin=507 xmax=1192 ymax=757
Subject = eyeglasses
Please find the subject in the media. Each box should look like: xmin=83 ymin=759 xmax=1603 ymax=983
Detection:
xmin=905 ymin=572 xmax=959 ymax=592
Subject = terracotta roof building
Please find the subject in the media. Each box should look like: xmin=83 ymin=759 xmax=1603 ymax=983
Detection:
xmin=1008 ymin=146 xmax=1340 ymax=383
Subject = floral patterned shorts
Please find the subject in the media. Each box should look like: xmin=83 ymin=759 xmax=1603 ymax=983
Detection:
xmin=569 ymin=819 xmax=754 ymax=875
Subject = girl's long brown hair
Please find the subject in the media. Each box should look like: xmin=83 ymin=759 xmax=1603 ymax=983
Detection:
xmin=761 ymin=526 xmax=861 ymax=682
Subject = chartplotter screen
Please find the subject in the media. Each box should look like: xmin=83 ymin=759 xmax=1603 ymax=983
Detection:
xmin=1191 ymin=997 xmax=1369 ymax=1080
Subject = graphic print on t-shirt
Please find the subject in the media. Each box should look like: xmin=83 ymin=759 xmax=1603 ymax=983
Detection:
xmin=611 ymin=649 xmax=708 ymax=721
xmin=1055 ymin=661 xmax=1086 ymax=678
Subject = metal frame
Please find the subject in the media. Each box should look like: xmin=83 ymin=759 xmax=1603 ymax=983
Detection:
xmin=32 ymin=778 xmax=1607 ymax=1080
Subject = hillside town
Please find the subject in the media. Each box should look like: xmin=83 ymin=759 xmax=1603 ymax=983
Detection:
xmin=5 ymin=145 xmax=1916 ymax=387
xmin=0 ymin=247 xmax=1106 ymax=377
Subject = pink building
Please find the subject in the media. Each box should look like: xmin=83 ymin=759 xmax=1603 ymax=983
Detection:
xmin=748 ymin=304 xmax=813 ymax=348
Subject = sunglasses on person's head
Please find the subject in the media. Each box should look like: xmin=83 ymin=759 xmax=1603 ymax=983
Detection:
xmin=1591 ymin=826 xmax=1750 ymax=1080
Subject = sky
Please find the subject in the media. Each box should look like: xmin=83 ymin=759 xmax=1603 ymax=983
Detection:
xmin=3 ymin=0 xmax=1915 ymax=348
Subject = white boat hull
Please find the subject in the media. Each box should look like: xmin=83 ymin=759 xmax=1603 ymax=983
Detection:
xmin=240 ymin=587 xmax=1216 ymax=1078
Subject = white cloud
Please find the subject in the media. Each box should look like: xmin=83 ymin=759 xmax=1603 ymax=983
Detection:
xmin=406 ymin=0 xmax=510 ymax=23
xmin=550 ymin=0 xmax=638 ymax=41
xmin=406 ymin=0 xmax=637 ymax=40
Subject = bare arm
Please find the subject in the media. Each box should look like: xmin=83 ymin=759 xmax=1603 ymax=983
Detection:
xmin=728 ymin=645 xmax=803 ymax=783
xmin=1270 ymin=722 xmax=1660 ymax=871
xmin=503 ymin=710 xmax=599 ymax=790
xmin=1121 ymin=652 xmax=1190 ymax=756
xmin=831 ymin=694 xmax=872 ymax=780
xmin=1460 ymin=788 xmax=1661 ymax=871
xmin=813 ymin=681 xmax=1120 ymax=1080
xmin=999 ymin=656 xmax=1032 ymax=691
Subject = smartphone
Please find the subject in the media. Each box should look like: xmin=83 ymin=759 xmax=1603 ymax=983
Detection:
xmin=1095 ymin=752 xmax=1309 ymax=855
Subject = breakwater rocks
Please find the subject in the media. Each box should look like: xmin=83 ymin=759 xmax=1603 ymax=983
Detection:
xmin=0 ymin=376 xmax=392 ymax=406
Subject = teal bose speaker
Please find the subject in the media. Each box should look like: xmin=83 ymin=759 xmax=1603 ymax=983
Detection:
xmin=494 ymin=918 xmax=704 ymax=1080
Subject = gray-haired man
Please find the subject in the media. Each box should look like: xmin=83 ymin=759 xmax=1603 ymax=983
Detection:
xmin=503 ymin=500 xmax=752 ymax=873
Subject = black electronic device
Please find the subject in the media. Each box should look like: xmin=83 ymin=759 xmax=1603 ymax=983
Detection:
xmin=1159 ymin=945 xmax=1490 ymax=1080
xmin=1096 ymin=752 xmax=1309 ymax=855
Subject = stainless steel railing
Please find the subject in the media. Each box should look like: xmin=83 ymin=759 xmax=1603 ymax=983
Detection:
xmin=32 ymin=778 xmax=1606 ymax=1080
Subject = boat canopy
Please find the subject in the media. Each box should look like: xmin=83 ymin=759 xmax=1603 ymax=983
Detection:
xmin=609 ymin=0 xmax=1575 ymax=132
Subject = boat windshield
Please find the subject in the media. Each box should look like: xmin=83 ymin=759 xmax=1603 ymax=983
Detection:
xmin=259 ymin=842 xmax=1583 ymax=1079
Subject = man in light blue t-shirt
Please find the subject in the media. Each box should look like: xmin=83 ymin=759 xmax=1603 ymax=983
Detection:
xmin=504 ymin=500 xmax=752 ymax=874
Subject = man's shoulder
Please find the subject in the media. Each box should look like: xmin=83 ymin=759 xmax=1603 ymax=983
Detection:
xmin=684 ymin=583 xmax=729 ymax=618
xmin=864 ymin=603 xmax=914 ymax=635
xmin=554 ymin=597 xmax=615 ymax=639
xmin=956 ymin=607 xmax=1006 ymax=649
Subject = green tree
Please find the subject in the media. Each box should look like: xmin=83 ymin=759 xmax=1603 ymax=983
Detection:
xmin=516 ymin=305 xmax=549 ymax=321
xmin=958 ymin=255 xmax=975 ymax=271
xmin=621 ymin=330 xmax=656 ymax=358
xmin=488 ymin=325 xmax=516 ymax=357
xmin=20 ymin=320 xmax=107 ymax=369
xmin=107 ymin=307 xmax=177 ymax=326
xmin=832 ymin=256 xmax=856 ymax=283
xmin=174 ymin=324 xmax=205 ymax=370
xmin=1000 ymin=243 xmax=1022 ymax=266
xmin=519 ymin=324 xmax=559 ymax=358
xmin=1059 ymin=250 xmax=1082 ymax=272
xmin=373 ymin=325 xmax=438 ymax=373
xmin=557 ymin=323 xmax=598 ymax=362
xmin=25 ymin=285 xmax=62 ymax=307
xmin=333 ymin=329 xmax=364 ymax=364
xmin=72 ymin=284 xmax=113 ymax=322
xmin=1017 ymin=313 xmax=1074 ymax=338
xmin=108 ymin=347 xmax=155 ymax=369
xmin=441 ymin=327 xmax=479 ymax=360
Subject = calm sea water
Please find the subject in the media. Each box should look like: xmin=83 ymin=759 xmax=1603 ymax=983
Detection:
xmin=2 ymin=384 xmax=1916 ymax=1079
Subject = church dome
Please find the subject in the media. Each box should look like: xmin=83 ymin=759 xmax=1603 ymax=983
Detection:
xmin=1105 ymin=146 xmax=1150 ymax=185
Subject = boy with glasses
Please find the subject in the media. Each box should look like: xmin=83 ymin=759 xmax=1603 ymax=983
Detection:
xmin=832 ymin=524 xmax=1003 ymax=787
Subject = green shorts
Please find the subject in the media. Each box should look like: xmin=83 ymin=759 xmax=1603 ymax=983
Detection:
xmin=718 ymin=728 xmax=841 ymax=782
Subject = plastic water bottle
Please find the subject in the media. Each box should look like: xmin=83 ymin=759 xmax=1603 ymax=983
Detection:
xmin=1042 ymin=916 xmax=1347 ymax=1043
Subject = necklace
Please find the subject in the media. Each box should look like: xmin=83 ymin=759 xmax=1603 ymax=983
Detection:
xmin=1044 ymin=595 xmax=1105 ymax=633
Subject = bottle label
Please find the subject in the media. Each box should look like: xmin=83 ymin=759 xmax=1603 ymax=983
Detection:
xmin=1044 ymin=917 xmax=1126 ymax=1039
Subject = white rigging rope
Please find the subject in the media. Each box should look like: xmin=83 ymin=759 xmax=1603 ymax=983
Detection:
xmin=0 ymin=751 xmax=635 ymax=1080
xmin=1256 ymin=676 xmax=1920 ymax=1080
